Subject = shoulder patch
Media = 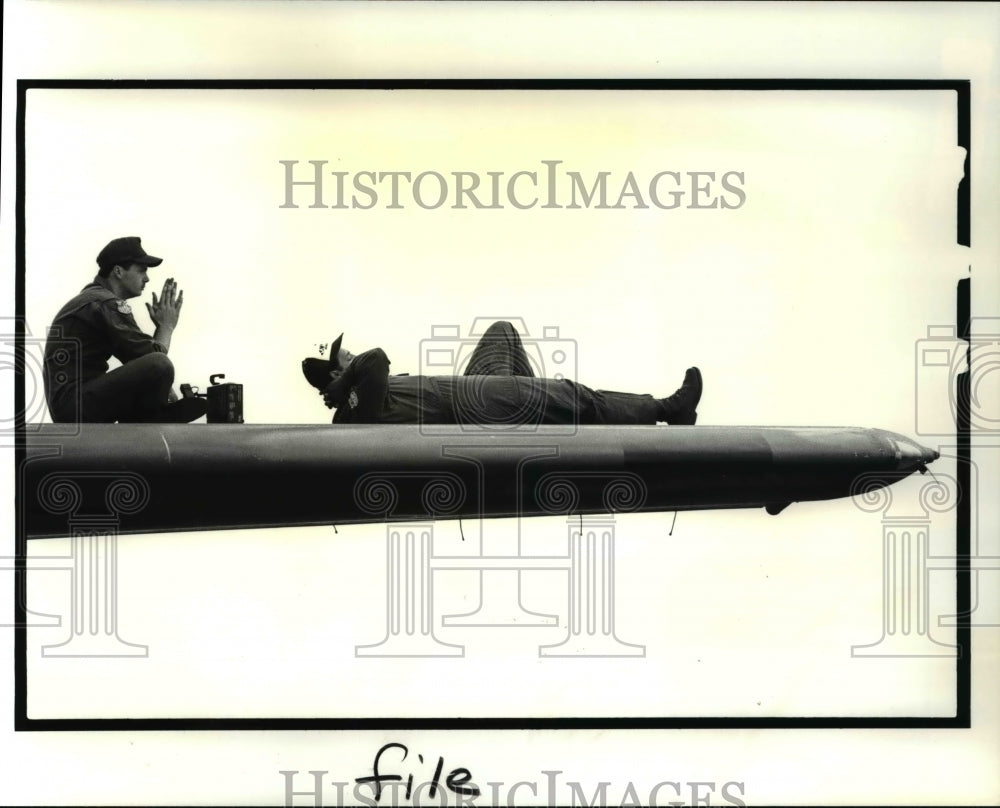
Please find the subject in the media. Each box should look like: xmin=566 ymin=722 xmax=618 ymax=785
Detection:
xmin=116 ymin=300 xmax=132 ymax=315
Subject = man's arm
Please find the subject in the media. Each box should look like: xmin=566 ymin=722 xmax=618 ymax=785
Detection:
xmin=98 ymin=301 xmax=168 ymax=363
xmin=323 ymin=348 xmax=391 ymax=423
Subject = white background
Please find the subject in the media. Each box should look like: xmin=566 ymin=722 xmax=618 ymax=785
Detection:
xmin=2 ymin=2 xmax=999 ymax=806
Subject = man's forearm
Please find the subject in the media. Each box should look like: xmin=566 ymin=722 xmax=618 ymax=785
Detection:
xmin=153 ymin=324 xmax=175 ymax=353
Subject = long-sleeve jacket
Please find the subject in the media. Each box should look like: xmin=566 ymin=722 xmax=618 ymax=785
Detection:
xmin=44 ymin=280 xmax=166 ymax=417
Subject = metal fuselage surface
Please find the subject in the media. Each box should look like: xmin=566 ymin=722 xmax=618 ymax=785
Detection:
xmin=21 ymin=424 xmax=938 ymax=538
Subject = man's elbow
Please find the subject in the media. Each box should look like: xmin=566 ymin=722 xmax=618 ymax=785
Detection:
xmin=356 ymin=347 xmax=391 ymax=374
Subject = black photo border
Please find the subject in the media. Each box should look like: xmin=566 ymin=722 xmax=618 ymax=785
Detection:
xmin=13 ymin=77 xmax=972 ymax=732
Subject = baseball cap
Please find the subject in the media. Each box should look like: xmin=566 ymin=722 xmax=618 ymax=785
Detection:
xmin=96 ymin=237 xmax=163 ymax=272
xmin=328 ymin=333 xmax=343 ymax=363
xmin=301 ymin=334 xmax=345 ymax=390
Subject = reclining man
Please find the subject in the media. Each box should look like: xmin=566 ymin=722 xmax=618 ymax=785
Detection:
xmin=303 ymin=321 xmax=702 ymax=426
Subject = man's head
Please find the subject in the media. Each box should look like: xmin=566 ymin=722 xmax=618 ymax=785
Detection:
xmin=301 ymin=333 xmax=355 ymax=398
xmin=96 ymin=237 xmax=163 ymax=297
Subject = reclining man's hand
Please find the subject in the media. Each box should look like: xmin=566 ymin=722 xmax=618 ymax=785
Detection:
xmin=322 ymin=372 xmax=348 ymax=409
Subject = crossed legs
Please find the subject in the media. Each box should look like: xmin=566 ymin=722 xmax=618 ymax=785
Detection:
xmin=462 ymin=320 xmax=536 ymax=377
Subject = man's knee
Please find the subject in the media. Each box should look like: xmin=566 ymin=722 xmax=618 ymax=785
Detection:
xmin=133 ymin=351 xmax=175 ymax=383
xmin=484 ymin=320 xmax=519 ymax=340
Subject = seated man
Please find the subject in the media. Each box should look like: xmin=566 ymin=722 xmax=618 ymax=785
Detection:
xmin=302 ymin=321 xmax=702 ymax=426
xmin=43 ymin=236 xmax=207 ymax=423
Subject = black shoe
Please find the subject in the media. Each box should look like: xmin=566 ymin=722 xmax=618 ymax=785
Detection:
xmin=154 ymin=397 xmax=208 ymax=423
xmin=661 ymin=367 xmax=702 ymax=425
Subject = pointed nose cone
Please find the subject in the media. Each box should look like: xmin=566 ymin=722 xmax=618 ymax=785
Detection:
xmin=879 ymin=430 xmax=939 ymax=470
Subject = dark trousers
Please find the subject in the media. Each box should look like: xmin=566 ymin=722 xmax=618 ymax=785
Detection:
xmin=50 ymin=353 xmax=175 ymax=423
xmin=456 ymin=321 xmax=662 ymax=425
xmin=462 ymin=320 xmax=537 ymax=377
xmin=426 ymin=375 xmax=662 ymax=426
xmin=337 ymin=321 xmax=665 ymax=425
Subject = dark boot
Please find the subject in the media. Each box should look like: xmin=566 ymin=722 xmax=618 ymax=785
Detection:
xmin=660 ymin=367 xmax=702 ymax=425
xmin=152 ymin=397 xmax=209 ymax=423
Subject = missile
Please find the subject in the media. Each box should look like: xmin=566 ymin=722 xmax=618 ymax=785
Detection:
xmin=21 ymin=424 xmax=938 ymax=539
